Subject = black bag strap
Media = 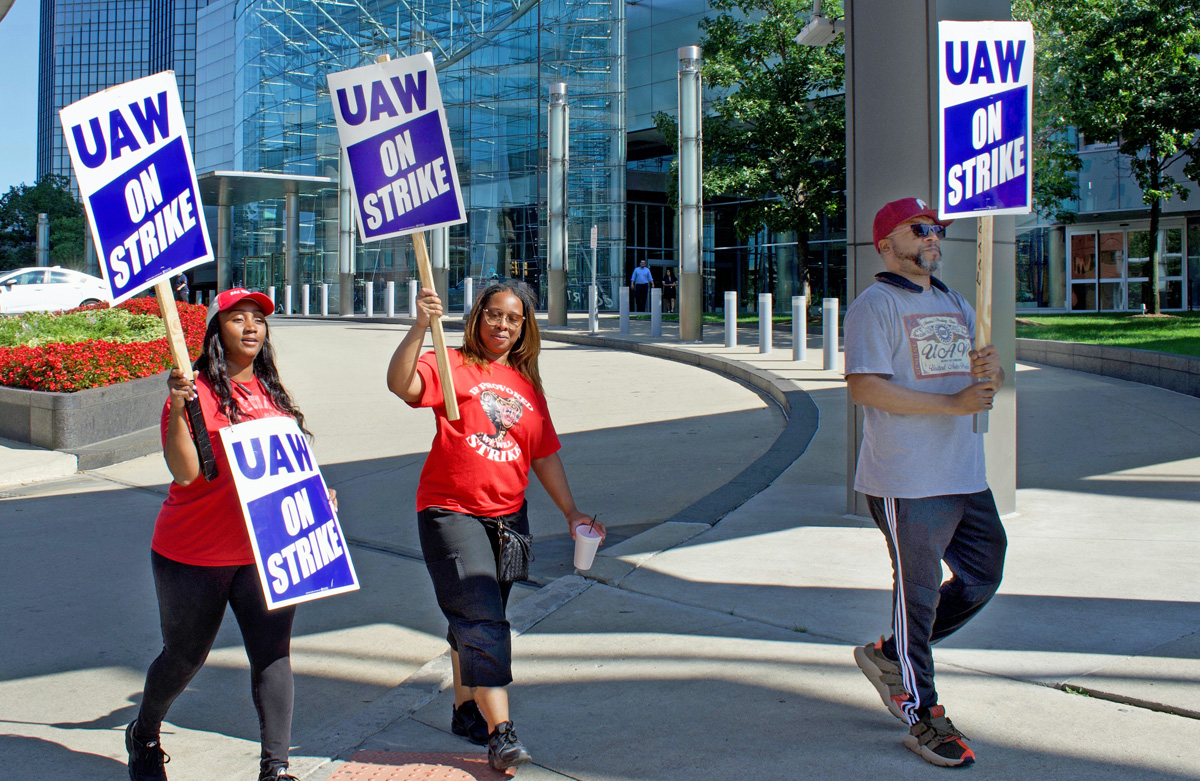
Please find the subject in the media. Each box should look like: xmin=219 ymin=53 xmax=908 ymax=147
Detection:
xmin=184 ymin=396 xmax=219 ymax=481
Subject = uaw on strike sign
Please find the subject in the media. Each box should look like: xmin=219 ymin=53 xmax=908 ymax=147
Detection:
xmin=222 ymin=417 xmax=359 ymax=609
xmin=938 ymin=21 xmax=1034 ymax=220
xmin=327 ymin=52 xmax=466 ymax=241
xmin=60 ymin=72 xmax=213 ymax=303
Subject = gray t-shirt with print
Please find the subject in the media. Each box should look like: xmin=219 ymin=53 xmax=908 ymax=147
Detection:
xmin=843 ymin=273 xmax=987 ymax=499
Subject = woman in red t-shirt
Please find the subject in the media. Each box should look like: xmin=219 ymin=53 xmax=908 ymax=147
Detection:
xmin=126 ymin=288 xmax=319 ymax=781
xmin=388 ymin=281 xmax=604 ymax=772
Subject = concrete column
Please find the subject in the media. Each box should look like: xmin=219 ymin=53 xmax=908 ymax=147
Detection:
xmin=321 ymin=283 xmax=329 ymax=317
xmin=339 ymin=149 xmax=355 ymax=315
xmin=650 ymin=288 xmax=663 ymax=337
xmin=678 ymin=46 xmax=704 ymax=341
xmin=386 ymin=280 xmax=395 ymax=317
xmin=217 ymin=203 xmax=232 ymax=291
xmin=84 ymin=226 xmax=98 ymax=277
xmin=792 ymin=295 xmax=807 ymax=361
xmin=822 ymin=298 xmax=839 ymax=370
xmin=284 ymin=285 xmax=293 ymax=315
xmin=844 ymin=0 xmax=1016 ymax=515
xmin=463 ymin=277 xmax=474 ymax=319
xmin=365 ymin=281 xmax=374 ymax=317
xmin=36 ymin=213 xmax=49 ymax=267
xmin=759 ymin=293 xmax=772 ymax=354
xmin=619 ymin=286 xmax=630 ymax=334
xmin=724 ymin=291 xmax=737 ymax=347
xmin=285 ymin=191 xmax=299 ymax=293
xmin=430 ymin=227 xmax=449 ymax=302
xmin=547 ymin=83 xmax=569 ymax=326
xmin=302 ymin=283 xmax=310 ymax=316
xmin=409 ymin=279 xmax=418 ymax=317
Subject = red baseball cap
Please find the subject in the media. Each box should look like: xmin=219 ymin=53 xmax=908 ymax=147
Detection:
xmin=873 ymin=197 xmax=952 ymax=250
xmin=206 ymin=287 xmax=275 ymax=326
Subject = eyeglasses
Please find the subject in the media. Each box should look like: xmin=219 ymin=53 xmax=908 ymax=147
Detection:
xmin=482 ymin=308 xmax=525 ymax=328
xmin=889 ymin=223 xmax=946 ymax=239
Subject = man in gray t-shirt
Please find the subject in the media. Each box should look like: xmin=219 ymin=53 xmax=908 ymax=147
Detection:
xmin=844 ymin=197 xmax=1007 ymax=769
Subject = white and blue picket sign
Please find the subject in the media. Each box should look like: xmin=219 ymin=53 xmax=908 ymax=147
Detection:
xmin=59 ymin=72 xmax=213 ymax=304
xmin=937 ymin=21 xmax=1034 ymax=220
xmin=221 ymin=417 xmax=360 ymax=610
xmin=327 ymin=52 xmax=467 ymax=243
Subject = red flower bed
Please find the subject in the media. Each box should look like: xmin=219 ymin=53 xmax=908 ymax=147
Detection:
xmin=0 ymin=298 xmax=208 ymax=393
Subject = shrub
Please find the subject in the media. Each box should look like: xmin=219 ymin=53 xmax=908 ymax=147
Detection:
xmin=0 ymin=297 xmax=208 ymax=392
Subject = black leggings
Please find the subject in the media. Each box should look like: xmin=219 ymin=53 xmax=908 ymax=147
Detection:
xmin=136 ymin=551 xmax=296 ymax=766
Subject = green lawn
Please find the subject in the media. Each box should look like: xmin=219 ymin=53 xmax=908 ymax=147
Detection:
xmin=1015 ymin=312 xmax=1200 ymax=357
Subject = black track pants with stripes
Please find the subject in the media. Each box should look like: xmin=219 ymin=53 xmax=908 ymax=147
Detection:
xmin=866 ymin=490 xmax=1007 ymax=722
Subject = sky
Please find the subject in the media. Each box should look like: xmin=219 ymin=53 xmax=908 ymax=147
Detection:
xmin=0 ymin=0 xmax=41 ymax=192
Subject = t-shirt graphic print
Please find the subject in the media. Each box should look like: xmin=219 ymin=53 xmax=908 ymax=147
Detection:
xmin=466 ymin=388 xmax=526 ymax=462
xmin=903 ymin=312 xmax=972 ymax=379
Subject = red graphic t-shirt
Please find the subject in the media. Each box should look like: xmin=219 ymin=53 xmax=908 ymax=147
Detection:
xmin=152 ymin=374 xmax=289 ymax=566
xmin=410 ymin=349 xmax=561 ymax=517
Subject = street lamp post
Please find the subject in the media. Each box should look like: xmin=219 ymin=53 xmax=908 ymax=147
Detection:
xmin=678 ymin=46 xmax=703 ymax=341
xmin=548 ymin=82 xmax=569 ymax=326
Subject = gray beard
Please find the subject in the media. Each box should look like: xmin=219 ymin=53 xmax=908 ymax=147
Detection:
xmin=900 ymin=249 xmax=941 ymax=273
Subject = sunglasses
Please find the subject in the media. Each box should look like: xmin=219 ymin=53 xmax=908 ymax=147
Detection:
xmin=482 ymin=308 xmax=525 ymax=328
xmin=889 ymin=223 xmax=946 ymax=239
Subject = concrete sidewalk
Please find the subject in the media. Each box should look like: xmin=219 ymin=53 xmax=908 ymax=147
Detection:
xmin=289 ymin=314 xmax=1200 ymax=780
xmin=2 ymin=313 xmax=1199 ymax=779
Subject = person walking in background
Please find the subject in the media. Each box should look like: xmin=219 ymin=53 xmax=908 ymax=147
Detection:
xmin=662 ymin=268 xmax=677 ymax=314
xmin=173 ymin=273 xmax=189 ymax=303
xmin=630 ymin=259 xmax=653 ymax=312
xmin=126 ymin=288 xmax=329 ymax=781
xmin=843 ymin=198 xmax=1007 ymax=769
xmin=386 ymin=281 xmax=603 ymax=772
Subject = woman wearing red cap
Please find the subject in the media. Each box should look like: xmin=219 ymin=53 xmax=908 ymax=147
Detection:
xmin=125 ymin=288 xmax=320 ymax=781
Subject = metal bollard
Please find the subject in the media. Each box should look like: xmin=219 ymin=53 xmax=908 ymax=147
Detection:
xmin=386 ymin=280 xmax=395 ymax=317
xmin=822 ymin=297 xmax=839 ymax=370
xmin=409 ymin=279 xmax=418 ymax=318
xmin=365 ymin=281 xmax=374 ymax=317
xmin=650 ymin=288 xmax=663 ymax=337
xmin=320 ymin=283 xmax=329 ymax=317
xmin=302 ymin=284 xmax=310 ymax=316
xmin=588 ymin=284 xmax=598 ymax=333
xmin=759 ymin=293 xmax=772 ymax=354
xmin=725 ymin=291 xmax=737 ymax=347
xmin=267 ymin=286 xmax=276 ymax=312
xmin=792 ymin=295 xmax=807 ymax=362
xmin=463 ymin=277 xmax=473 ymax=319
xmin=283 ymin=285 xmax=293 ymax=315
xmin=619 ymin=286 xmax=630 ymax=334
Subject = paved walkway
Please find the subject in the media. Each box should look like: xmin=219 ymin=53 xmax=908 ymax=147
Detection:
xmin=1 ymin=313 xmax=1198 ymax=779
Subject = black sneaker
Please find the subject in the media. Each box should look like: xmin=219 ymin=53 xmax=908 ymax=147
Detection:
xmin=451 ymin=700 xmax=489 ymax=745
xmin=258 ymin=763 xmax=299 ymax=781
xmin=125 ymin=722 xmax=169 ymax=781
xmin=903 ymin=705 xmax=976 ymax=768
xmin=487 ymin=720 xmax=532 ymax=771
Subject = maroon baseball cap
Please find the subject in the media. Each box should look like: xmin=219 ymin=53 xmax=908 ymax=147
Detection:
xmin=873 ymin=197 xmax=952 ymax=250
xmin=206 ymin=287 xmax=275 ymax=325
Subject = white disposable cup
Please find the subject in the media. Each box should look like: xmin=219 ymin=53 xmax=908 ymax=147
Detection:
xmin=573 ymin=524 xmax=603 ymax=570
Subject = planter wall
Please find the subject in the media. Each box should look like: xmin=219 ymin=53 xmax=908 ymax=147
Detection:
xmin=1016 ymin=339 xmax=1200 ymax=399
xmin=0 ymin=370 xmax=168 ymax=450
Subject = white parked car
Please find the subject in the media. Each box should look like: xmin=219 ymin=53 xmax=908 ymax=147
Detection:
xmin=0 ymin=266 xmax=110 ymax=315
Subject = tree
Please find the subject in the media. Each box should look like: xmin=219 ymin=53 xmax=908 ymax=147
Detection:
xmin=0 ymin=175 xmax=87 ymax=272
xmin=655 ymin=0 xmax=845 ymax=296
xmin=1033 ymin=0 xmax=1200 ymax=314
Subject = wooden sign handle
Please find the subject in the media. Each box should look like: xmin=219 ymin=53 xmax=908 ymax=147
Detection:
xmin=411 ymin=232 xmax=460 ymax=421
xmin=973 ymin=216 xmax=994 ymax=435
xmin=154 ymin=279 xmax=218 ymax=479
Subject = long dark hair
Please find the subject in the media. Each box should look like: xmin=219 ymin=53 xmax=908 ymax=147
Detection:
xmin=194 ymin=314 xmax=311 ymax=437
xmin=460 ymin=281 xmax=543 ymax=395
